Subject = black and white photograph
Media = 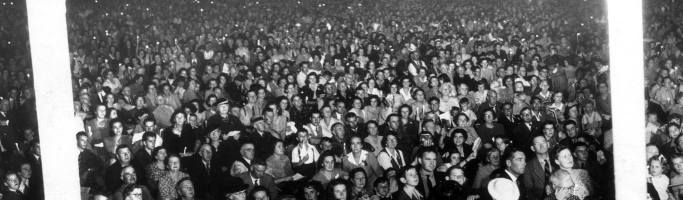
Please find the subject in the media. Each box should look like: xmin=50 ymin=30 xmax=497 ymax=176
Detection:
xmin=3 ymin=0 xmax=651 ymax=199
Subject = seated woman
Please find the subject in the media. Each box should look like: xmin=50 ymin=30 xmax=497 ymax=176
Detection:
xmin=266 ymin=140 xmax=294 ymax=183
xmin=377 ymin=134 xmax=408 ymax=170
xmin=158 ymin=154 xmax=189 ymax=200
xmin=342 ymin=136 xmax=383 ymax=189
xmin=552 ymin=145 xmax=592 ymax=199
xmin=349 ymin=168 xmax=373 ymax=200
xmin=103 ymin=119 xmax=133 ymax=162
xmin=472 ymin=148 xmax=501 ymax=191
xmin=327 ymin=178 xmax=352 ymax=200
xmin=145 ymin=146 xmax=168 ymax=196
xmin=312 ymin=151 xmax=349 ymax=188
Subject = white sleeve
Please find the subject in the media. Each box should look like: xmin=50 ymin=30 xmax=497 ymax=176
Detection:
xmin=312 ymin=148 xmax=320 ymax=164
xmin=377 ymin=152 xmax=393 ymax=170
xmin=291 ymin=147 xmax=301 ymax=163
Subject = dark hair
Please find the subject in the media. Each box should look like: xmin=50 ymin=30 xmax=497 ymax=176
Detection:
xmin=143 ymin=131 xmax=156 ymax=141
xmin=248 ymin=186 xmax=270 ymax=200
xmin=165 ymin=154 xmax=182 ymax=170
xmin=327 ymin=179 xmax=351 ymax=200
xmin=397 ymin=165 xmax=419 ymax=187
xmin=151 ymin=146 xmax=166 ymax=159
xmin=76 ymin=131 xmax=87 ymax=140
xmin=115 ymin=144 xmax=131 ymax=155
xmin=373 ymin=177 xmax=389 ymax=188
xmin=502 ymin=147 xmax=524 ymax=168
xmin=381 ymin=134 xmax=398 ymax=148
xmin=349 ymin=168 xmax=367 ymax=188
xmin=434 ymin=180 xmax=464 ymax=200
xmin=122 ymin=184 xmax=143 ymax=199
xmin=551 ymin=145 xmax=572 ymax=164
xmin=175 ymin=177 xmax=193 ymax=197
xmin=109 ymin=119 xmax=124 ymax=136
xmin=318 ymin=151 xmax=337 ymax=169
xmin=170 ymin=110 xmax=186 ymax=125
xmin=399 ymin=104 xmax=412 ymax=115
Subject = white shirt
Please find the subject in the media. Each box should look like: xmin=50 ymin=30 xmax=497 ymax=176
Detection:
xmin=291 ymin=144 xmax=319 ymax=164
xmin=650 ymin=174 xmax=669 ymax=200
xmin=377 ymin=148 xmax=405 ymax=170
xmin=505 ymin=170 xmax=520 ymax=188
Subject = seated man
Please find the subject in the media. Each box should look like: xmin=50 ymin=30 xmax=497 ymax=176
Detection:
xmin=236 ymin=159 xmax=277 ymax=198
xmin=112 ymin=166 xmax=153 ymax=200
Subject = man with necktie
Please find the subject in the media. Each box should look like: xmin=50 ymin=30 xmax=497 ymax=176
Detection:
xmin=522 ymin=135 xmax=553 ymax=200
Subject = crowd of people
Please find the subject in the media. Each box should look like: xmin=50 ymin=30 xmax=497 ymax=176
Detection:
xmin=0 ymin=0 xmax=44 ymax=200
xmin=64 ymin=0 xmax=615 ymax=199
xmin=642 ymin=0 xmax=683 ymax=200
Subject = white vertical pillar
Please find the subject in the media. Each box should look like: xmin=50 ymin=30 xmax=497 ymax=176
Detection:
xmin=607 ymin=0 xmax=646 ymax=199
xmin=25 ymin=0 xmax=81 ymax=199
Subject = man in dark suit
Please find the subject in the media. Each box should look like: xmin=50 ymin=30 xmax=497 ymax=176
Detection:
xmin=529 ymin=97 xmax=551 ymax=123
xmin=415 ymin=149 xmax=438 ymax=199
xmin=522 ymin=135 xmax=553 ymax=200
xmin=512 ymin=108 xmax=540 ymax=157
xmin=0 ymin=99 xmax=18 ymax=162
xmin=235 ymin=142 xmax=256 ymax=169
xmin=243 ymin=117 xmax=276 ymax=161
xmin=236 ymin=159 xmax=278 ymax=198
xmin=489 ymin=147 xmax=527 ymax=200
xmin=92 ymin=83 xmax=109 ymax=106
xmin=77 ymin=132 xmax=104 ymax=193
xmin=104 ymin=145 xmax=132 ymax=194
xmin=497 ymin=103 xmax=518 ymax=136
xmin=183 ymin=143 xmax=220 ymax=199
xmin=344 ymin=113 xmax=366 ymax=139
xmin=1 ymin=171 xmax=23 ymax=200
xmin=477 ymin=91 xmax=502 ymax=118
xmin=131 ymin=132 xmax=156 ymax=184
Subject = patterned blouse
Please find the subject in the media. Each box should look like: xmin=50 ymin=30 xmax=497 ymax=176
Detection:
xmin=145 ymin=162 xmax=165 ymax=190
xmin=158 ymin=171 xmax=189 ymax=200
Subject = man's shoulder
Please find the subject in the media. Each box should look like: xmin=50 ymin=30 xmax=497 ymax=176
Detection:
xmin=235 ymin=172 xmax=250 ymax=179
xmin=489 ymin=168 xmax=510 ymax=180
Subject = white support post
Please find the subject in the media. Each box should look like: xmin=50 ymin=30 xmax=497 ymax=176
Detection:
xmin=607 ymin=0 xmax=647 ymax=199
xmin=25 ymin=0 xmax=81 ymax=199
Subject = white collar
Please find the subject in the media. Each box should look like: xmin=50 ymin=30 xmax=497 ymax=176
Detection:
xmin=505 ymin=169 xmax=519 ymax=183
xmin=347 ymin=150 xmax=369 ymax=166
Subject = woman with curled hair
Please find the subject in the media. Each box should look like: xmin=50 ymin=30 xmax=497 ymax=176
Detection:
xmin=145 ymin=146 xmax=168 ymax=195
xmin=551 ymin=145 xmax=592 ymax=200
xmin=161 ymin=110 xmax=195 ymax=155
xmin=472 ymin=148 xmax=502 ymax=190
xmin=327 ymin=178 xmax=352 ymax=200
xmin=377 ymin=134 xmax=407 ymax=170
xmin=158 ymin=154 xmax=189 ymax=200
xmin=312 ymin=151 xmax=349 ymax=187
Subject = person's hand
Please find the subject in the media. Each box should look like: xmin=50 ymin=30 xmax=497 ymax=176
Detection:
xmin=597 ymin=150 xmax=607 ymax=164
